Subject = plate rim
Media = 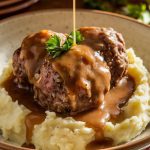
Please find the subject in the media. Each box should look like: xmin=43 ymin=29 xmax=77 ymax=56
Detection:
xmin=0 ymin=134 xmax=150 ymax=150
xmin=103 ymin=134 xmax=150 ymax=150
xmin=0 ymin=9 xmax=149 ymax=28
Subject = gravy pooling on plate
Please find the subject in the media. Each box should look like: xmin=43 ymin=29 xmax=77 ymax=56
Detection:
xmin=2 ymin=73 xmax=135 ymax=146
xmin=2 ymin=26 xmax=136 ymax=148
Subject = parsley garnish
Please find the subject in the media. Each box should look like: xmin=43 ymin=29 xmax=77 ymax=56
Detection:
xmin=46 ymin=31 xmax=84 ymax=58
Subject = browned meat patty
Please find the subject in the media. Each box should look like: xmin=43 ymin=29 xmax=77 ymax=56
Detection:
xmin=79 ymin=27 xmax=128 ymax=86
xmin=33 ymin=58 xmax=101 ymax=114
xmin=12 ymin=27 xmax=128 ymax=115
xmin=33 ymin=58 xmax=71 ymax=113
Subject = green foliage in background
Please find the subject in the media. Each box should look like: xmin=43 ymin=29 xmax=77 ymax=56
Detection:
xmin=126 ymin=4 xmax=150 ymax=24
xmin=84 ymin=0 xmax=150 ymax=24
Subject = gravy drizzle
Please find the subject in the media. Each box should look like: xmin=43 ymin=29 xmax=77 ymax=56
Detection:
xmin=25 ymin=112 xmax=46 ymax=143
xmin=1 ymin=75 xmax=46 ymax=143
xmin=53 ymin=45 xmax=111 ymax=111
xmin=75 ymin=76 xmax=135 ymax=149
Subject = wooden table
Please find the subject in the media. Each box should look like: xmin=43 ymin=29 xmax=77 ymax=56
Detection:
xmin=0 ymin=0 xmax=85 ymax=20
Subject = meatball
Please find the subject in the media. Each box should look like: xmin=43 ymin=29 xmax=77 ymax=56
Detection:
xmin=79 ymin=27 xmax=128 ymax=86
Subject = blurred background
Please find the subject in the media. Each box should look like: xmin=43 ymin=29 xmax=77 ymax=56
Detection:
xmin=0 ymin=0 xmax=150 ymax=24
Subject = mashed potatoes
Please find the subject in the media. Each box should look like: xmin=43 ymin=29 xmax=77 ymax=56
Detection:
xmin=0 ymin=48 xmax=149 ymax=150
xmin=32 ymin=112 xmax=95 ymax=150
xmin=0 ymin=61 xmax=30 ymax=145
xmin=0 ymin=88 xmax=30 ymax=145
xmin=104 ymin=48 xmax=150 ymax=144
xmin=0 ymin=61 xmax=95 ymax=149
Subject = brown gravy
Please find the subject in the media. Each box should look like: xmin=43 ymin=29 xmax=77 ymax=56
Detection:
xmin=25 ymin=112 xmax=46 ymax=143
xmin=1 ymin=74 xmax=43 ymax=112
xmin=1 ymin=73 xmax=135 ymax=149
xmin=20 ymin=30 xmax=66 ymax=83
xmin=17 ymin=30 xmax=112 ymax=115
xmin=1 ymin=27 xmax=135 ymax=146
xmin=20 ymin=31 xmax=50 ymax=83
xmin=53 ymin=45 xmax=111 ymax=111
xmin=1 ymin=75 xmax=46 ymax=143
xmin=75 ymin=76 xmax=135 ymax=142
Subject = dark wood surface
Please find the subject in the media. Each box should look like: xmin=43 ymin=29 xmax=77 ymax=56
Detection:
xmin=0 ymin=0 xmax=85 ymax=20
xmin=29 ymin=0 xmax=84 ymax=10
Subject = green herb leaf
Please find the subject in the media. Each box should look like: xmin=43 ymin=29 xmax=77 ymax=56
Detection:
xmin=70 ymin=31 xmax=85 ymax=44
xmin=46 ymin=31 xmax=84 ymax=58
xmin=46 ymin=35 xmax=60 ymax=50
xmin=62 ymin=35 xmax=74 ymax=51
